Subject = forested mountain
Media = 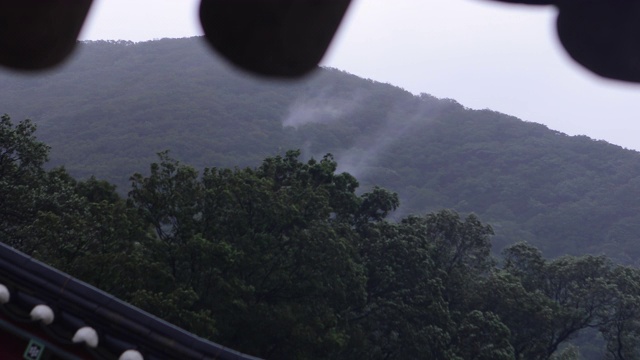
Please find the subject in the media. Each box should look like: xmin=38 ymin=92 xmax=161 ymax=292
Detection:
xmin=2 ymin=37 xmax=640 ymax=264
xmin=2 ymin=115 xmax=639 ymax=360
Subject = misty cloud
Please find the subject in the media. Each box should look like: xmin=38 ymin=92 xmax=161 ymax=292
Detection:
xmin=283 ymin=82 xmax=452 ymax=190
xmin=282 ymin=87 xmax=366 ymax=128
xmin=335 ymin=100 xmax=433 ymax=180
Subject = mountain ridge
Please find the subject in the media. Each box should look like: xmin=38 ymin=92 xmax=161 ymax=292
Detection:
xmin=1 ymin=36 xmax=639 ymax=263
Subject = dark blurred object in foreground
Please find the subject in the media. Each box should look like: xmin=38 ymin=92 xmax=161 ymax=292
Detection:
xmin=199 ymin=0 xmax=352 ymax=77
xmin=2 ymin=0 xmax=640 ymax=82
xmin=0 ymin=0 xmax=93 ymax=71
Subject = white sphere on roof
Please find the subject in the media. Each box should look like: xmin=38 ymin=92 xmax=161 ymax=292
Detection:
xmin=119 ymin=350 xmax=144 ymax=360
xmin=72 ymin=326 xmax=99 ymax=348
xmin=0 ymin=284 xmax=9 ymax=304
xmin=30 ymin=304 xmax=54 ymax=325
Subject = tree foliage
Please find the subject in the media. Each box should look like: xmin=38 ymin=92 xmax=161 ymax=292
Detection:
xmin=6 ymin=115 xmax=640 ymax=359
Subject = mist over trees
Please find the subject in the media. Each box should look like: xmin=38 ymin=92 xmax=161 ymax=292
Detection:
xmin=5 ymin=36 xmax=640 ymax=360
xmin=1 ymin=37 xmax=640 ymax=264
xmin=5 ymin=114 xmax=640 ymax=359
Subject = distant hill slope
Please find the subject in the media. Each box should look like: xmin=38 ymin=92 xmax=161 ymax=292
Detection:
xmin=2 ymin=37 xmax=640 ymax=263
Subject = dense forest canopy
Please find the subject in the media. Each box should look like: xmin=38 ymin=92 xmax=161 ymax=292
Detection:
xmin=4 ymin=114 xmax=640 ymax=359
xmin=2 ymin=38 xmax=640 ymax=263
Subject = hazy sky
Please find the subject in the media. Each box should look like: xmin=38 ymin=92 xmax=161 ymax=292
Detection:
xmin=79 ymin=0 xmax=640 ymax=151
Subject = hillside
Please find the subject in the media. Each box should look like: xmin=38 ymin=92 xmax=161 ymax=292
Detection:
xmin=2 ymin=37 xmax=640 ymax=263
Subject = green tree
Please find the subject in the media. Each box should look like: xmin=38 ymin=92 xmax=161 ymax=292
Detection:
xmin=600 ymin=266 xmax=640 ymax=360
xmin=348 ymin=219 xmax=452 ymax=359
xmin=0 ymin=114 xmax=50 ymax=244
xmin=493 ymin=242 xmax=620 ymax=359
xmin=128 ymin=150 xmax=385 ymax=358
xmin=347 ymin=210 xmax=501 ymax=360
xmin=454 ymin=310 xmax=515 ymax=360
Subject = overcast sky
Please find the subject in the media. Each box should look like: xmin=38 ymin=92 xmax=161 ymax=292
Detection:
xmin=79 ymin=0 xmax=640 ymax=151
